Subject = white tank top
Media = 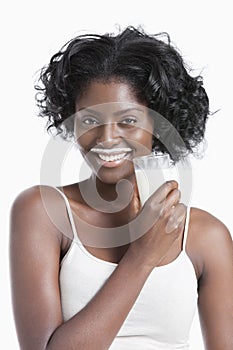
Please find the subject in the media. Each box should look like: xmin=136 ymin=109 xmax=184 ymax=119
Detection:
xmin=57 ymin=187 xmax=198 ymax=350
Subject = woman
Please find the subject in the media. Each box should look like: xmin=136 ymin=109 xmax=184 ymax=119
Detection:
xmin=10 ymin=26 xmax=233 ymax=349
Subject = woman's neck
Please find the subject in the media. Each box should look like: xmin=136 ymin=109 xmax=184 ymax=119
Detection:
xmin=83 ymin=173 xmax=137 ymax=213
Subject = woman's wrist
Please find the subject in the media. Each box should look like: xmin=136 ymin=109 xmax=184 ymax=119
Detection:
xmin=122 ymin=243 xmax=154 ymax=276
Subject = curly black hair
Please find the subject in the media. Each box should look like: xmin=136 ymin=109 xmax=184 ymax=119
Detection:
xmin=35 ymin=25 xmax=210 ymax=162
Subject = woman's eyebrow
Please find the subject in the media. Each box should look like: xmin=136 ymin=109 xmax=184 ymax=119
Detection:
xmin=113 ymin=108 xmax=145 ymax=116
xmin=77 ymin=107 xmax=144 ymax=116
xmin=77 ymin=107 xmax=102 ymax=116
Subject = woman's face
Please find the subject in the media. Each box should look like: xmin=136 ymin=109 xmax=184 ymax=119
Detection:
xmin=74 ymin=81 xmax=154 ymax=184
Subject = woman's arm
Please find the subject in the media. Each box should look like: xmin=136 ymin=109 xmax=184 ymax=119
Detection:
xmin=196 ymin=210 xmax=233 ymax=350
xmin=10 ymin=182 xmax=184 ymax=350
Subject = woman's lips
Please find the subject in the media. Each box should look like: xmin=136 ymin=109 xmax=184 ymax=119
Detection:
xmin=91 ymin=148 xmax=132 ymax=168
xmin=98 ymin=152 xmax=127 ymax=161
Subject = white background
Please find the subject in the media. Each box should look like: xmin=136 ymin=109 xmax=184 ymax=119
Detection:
xmin=1 ymin=0 xmax=232 ymax=348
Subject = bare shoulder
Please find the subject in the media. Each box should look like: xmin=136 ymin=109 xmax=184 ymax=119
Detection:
xmin=10 ymin=185 xmax=73 ymax=242
xmin=187 ymin=207 xmax=232 ymax=279
xmin=189 ymin=207 xmax=232 ymax=242
xmin=11 ymin=185 xmax=57 ymax=210
xmin=11 ymin=186 xmax=61 ymax=228
xmin=10 ymin=185 xmax=51 ymax=229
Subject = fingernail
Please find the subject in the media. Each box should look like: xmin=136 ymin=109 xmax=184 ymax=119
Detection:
xmin=165 ymin=218 xmax=178 ymax=234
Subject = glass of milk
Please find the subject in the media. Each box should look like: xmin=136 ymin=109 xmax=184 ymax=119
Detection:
xmin=133 ymin=153 xmax=178 ymax=206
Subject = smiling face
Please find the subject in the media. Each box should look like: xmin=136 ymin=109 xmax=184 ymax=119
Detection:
xmin=74 ymin=81 xmax=154 ymax=184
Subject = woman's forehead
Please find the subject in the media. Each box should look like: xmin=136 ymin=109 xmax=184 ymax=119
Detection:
xmin=75 ymin=80 xmax=145 ymax=108
xmin=76 ymin=103 xmax=147 ymax=116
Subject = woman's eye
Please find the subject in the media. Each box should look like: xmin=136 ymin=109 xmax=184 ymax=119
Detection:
xmin=121 ymin=117 xmax=137 ymax=125
xmin=82 ymin=117 xmax=99 ymax=125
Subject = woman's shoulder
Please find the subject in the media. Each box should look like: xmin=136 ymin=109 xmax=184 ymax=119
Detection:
xmin=11 ymin=185 xmax=63 ymax=214
xmin=10 ymin=185 xmax=74 ymax=241
xmin=187 ymin=206 xmax=232 ymax=278
xmin=11 ymin=183 xmax=83 ymax=206
xmin=189 ymin=206 xmax=231 ymax=239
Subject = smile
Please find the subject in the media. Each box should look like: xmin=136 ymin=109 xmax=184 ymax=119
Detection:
xmin=90 ymin=147 xmax=133 ymax=163
xmin=98 ymin=153 xmax=127 ymax=162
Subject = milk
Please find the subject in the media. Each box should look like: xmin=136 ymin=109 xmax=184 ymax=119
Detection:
xmin=135 ymin=167 xmax=179 ymax=206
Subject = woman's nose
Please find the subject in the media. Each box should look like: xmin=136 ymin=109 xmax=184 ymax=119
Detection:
xmin=96 ymin=122 xmax=121 ymax=145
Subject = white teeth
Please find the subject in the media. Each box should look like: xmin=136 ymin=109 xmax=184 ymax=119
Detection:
xmin=91 ymin=147 xmax=132 ymax=162
xmin=92 ymin=148 xmax=132 ymax=154
xmin=98 ymin=153 xmax=127 ymax=161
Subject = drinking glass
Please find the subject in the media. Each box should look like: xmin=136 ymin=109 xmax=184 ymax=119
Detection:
xmin=133 ymin=153 xmax=178 ymax=206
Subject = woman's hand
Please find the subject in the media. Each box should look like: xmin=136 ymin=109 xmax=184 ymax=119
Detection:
xmin=127 ymin=181 xmax=187 ymax=269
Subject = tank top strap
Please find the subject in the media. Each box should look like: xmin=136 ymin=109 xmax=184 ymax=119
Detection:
xmin=182 ymin=206 xmax=191 ymax=251
xmin=53 ymin=187 xmax=79 ymax=242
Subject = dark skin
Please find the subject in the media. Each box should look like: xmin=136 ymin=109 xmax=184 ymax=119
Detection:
xmin=10 ymin=82 xmax=233 ymax=350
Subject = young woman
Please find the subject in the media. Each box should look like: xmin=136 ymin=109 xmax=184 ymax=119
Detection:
xmin=10 ymin=26 xmax=233 ymax=350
